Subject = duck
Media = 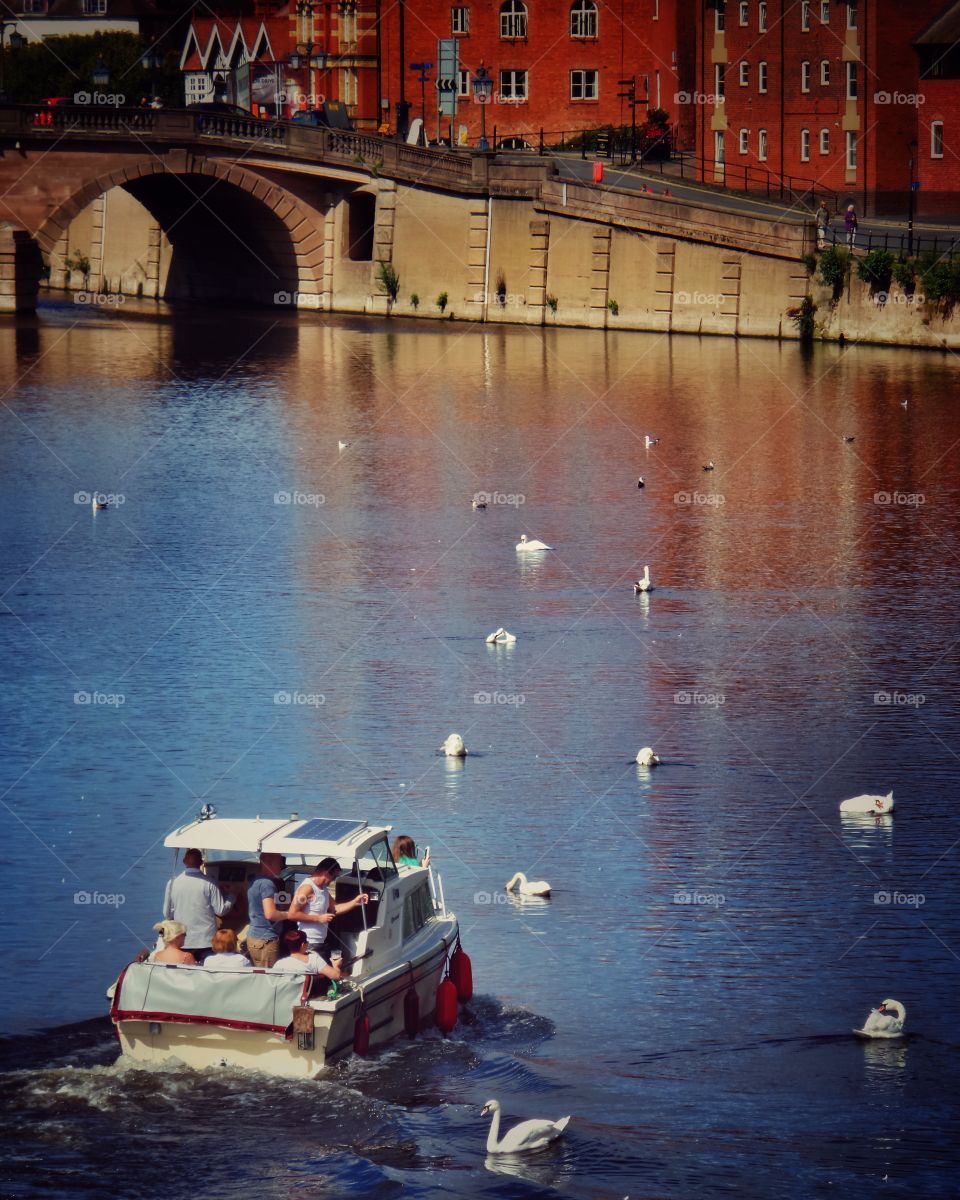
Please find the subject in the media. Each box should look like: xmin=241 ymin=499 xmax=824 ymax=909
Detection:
xmin=481 ymin=1099 xmax=570 ymax=1154
xmin=485 ymin=628 xmax=517 ymax=645
xmin=91 ymin=494 xmax=108 ymax=510
xmin=505 ymin=871 xmax=551 ymax=897
xmin=637 ymin=476 xmax=645 ymax=488
xmin=702 ymin=460 xmax=715 ymax=472
xmin=472 ymin=498 xmax=487 ymax=510
xmin=441 ymin=733 xmax=467 ymax=757
xmin=633 ymin=565 xmax=653 ymax=593
xmin=644 ymin=435 xmax=659 ymax=448
xmin=854 ymin=998 xmax=906 ymax=1039
xmin=516 ymin=534 xmax=553 ymax=551
xmin=636 ymin=746 xmax=660 ymax=767
xmin=839 ymin=790 xmax=893 ymax=815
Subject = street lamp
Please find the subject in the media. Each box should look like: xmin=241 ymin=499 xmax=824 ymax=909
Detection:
xmin=0 ymin=20 xmax=23 ymax=102
xmin=907 ymin=138 xmax=918 ymax=258
xmin=472 ymin=63 xmax=492 ymax=150
xmin=288 ymin=42 xmax=326 ymax=111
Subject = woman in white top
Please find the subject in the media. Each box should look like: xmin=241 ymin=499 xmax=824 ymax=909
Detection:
xmin=271 ymin=929 xmax=343 ymax=979
xmin=203 ymin=928 xmax=251 ymax=970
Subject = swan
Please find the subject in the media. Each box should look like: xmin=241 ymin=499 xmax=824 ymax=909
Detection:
xmin=338 ymin=439 xmax=349 ymax=450
xmin=517 ymin=534 xmax=553 ymax=551
xmin=505 ymin=871 xmax=550 ymax=897
xmin=854 ymin=998 xmax=906 ymax=1038
xmin=636 ymin=746 xmax=660 ymax=766
xmin=481 ymin=1099 xmax=570 ymax=1154
xmin=637 ymin=476 xmax=645 ymax=488
xmin=486 ymin=628 xmax=517 ymax=644
xmin=91 ymin=494 xmax=108 ymax=510
xmin=839 ymin=790 xmax=893 ymax=815
xmin=634 ymin=565 xmax=653 ymax=593
xmin=441 ymin=733 xmax=467 ymax=757
xmin=702 ymin=460 xmax=715 ymax=471
xmin=644 ymin=435 xmax=659 ymax=448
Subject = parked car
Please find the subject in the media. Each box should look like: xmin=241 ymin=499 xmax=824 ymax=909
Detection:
xmin=290 ymin=100 xmax=353 ymax=131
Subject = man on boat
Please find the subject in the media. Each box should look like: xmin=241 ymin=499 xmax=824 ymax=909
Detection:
xmin=246 ymin=852 xmax=293 ymax=967
xmin=288 ymin=858 xmax=369 ymax=962
xmin=162 ymin=848 xmax=234 ymax=964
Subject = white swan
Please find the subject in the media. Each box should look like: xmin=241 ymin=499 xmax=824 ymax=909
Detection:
xmin=516 ymin=534 xmax=552 ymax=551
xmin=91 ymin=494 xmax=108 ymax=510
xmin=634 ymin=565 xmax=652 ymax=593
xmin=481 ymin=1099 xmax=570 ymax=1154
xmin=839 ymin=790 xmax=893 ymax=815
xmin=854 ymin=998 xmax=906 ymax=1038
xmin=441 ymin=733 xmax=467 ymax=757
xmin=485 ymin=628 xmax=517 ymax=644
xmin=505 ymin=871 xmax=550 ymax=897
xmin=645 ymin=435 xmax=659 ymax=448
xmin=636 ymin=747 xmax=660 ymax=767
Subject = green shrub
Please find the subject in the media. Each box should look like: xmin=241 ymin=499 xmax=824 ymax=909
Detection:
xmin=856 ymin=249 xmax=894 ymax=295
xmin=64 ymin=253 xmax=90 ymax=275
xmin=802 ymin=252 xmax=817 ymax=275
xmin=376 ymin=260 xmax=400 ymax=302
xmin=919 ymin=256 xmax=952 ymax=305
xmin=546 ymin=294 xmax=558 ymax=313
xmin=892 ymin=259 xmax=916 ymax=295
xmin=787 ymin=295 xmax=817 ymax=343
xmin=607 ymin=298 xmax=619 ymax=316
xmin=436 ymin=291 xmax=448 ymax=312
xmin=410 ymin=292 xmax=419 ymax=310
xmin=817 ymin=245 xmax=849 ymax=301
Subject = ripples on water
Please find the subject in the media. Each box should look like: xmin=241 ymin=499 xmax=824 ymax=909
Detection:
xmin=0 ymin=302 xmax=959 ymax=1198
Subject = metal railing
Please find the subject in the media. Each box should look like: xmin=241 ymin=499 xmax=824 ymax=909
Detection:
xmin=823 ymin=226 xmax=960 ymax=261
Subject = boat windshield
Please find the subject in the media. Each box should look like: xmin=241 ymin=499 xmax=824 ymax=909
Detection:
xmin=354 ymin=836 xmax=398 ymax=881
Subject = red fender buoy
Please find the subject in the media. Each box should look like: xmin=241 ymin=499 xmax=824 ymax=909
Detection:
xmin=449 ymin=945 xmax=473 ymax=1004
xmin=404 ymin=986 xmax=420 ymax=1039
xmin=353 ymin=1012 xmax=370 ymax=1055
xmin=436 ymin=977 xmax=458 ymax=1035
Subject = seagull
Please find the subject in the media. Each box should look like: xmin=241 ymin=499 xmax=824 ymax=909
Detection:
xmin=472 ymin=498 xmax=487 ymax=510
xmin=338 ymin=439 xmax=349 ymax=450
xmin=702 ymin=461 xmax=715 ymax=471
xmin=843 ymin=436 xmax=855 ymax=443
xmin=637 ymin=476 xmax=645 ymax=488
xmin=644 ymin=435 xmax=659 ymax=448
xmin=91 ymin=494 xmax=108 ymax=511
xmin=901 ymin=399 xmax=908 ymax=408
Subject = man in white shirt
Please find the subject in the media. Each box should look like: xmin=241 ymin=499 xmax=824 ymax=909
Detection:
xmin=288 ymin=857 xmax=368 ymax=961
xmin=162 ymin=848 xmax=233 ymax=964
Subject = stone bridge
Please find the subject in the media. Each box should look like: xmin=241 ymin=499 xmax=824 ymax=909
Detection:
xmin=0 ymin=104 xmax=813 ymax=336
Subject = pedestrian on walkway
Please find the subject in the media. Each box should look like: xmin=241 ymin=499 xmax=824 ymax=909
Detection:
xmin=844 ymin=204 xmax=858 ymax=251
xmin=816 ymin=201 xmax=830 ymax=251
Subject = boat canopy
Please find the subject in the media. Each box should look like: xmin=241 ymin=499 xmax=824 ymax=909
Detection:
xmin=163 ymin=815 xmax=392 ymax=863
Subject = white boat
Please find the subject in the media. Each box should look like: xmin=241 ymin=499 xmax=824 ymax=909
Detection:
xmin=109 ymin=813 xmax=464 ymax=1078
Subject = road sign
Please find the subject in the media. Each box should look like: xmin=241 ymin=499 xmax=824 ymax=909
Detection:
xmin=437 ymin=37 xmax=458 ymax=118
xmin=410 ymin=61 xmax=433 ymax=71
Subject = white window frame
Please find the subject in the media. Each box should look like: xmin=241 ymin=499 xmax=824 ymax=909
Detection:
xmin=715 ymin=0 xmax=725 ymax=32
xmin=570 ymin=68 xmax=598 ymax=99
xmin=457 ymin=68 xmax=470 ymax=97
xmin=739 ymin=0 xmax=748 ymax=24
xmin=499 ymin=0 xmax=528 ymax=39
xmin=451 ymin=6 xmax=469 ymax=34
xmin=758 ymin=60 xmax=768 ymax=92
xmin=820 ymin=0 xmax=829 ymax=21
xmin=800 ymin=127 xmax=810 ymax=160
xmin=931 ymin=120 xmax=944 ymax=158
xmin=846 ymin=130 xmax=857 ymax=171
xmin=738 ymin=127 xmax=748 ymax=153
xmin=845 ymin=61 xmax=857 ymax=99
xmin=801 ymin=60 xmax=810 ymax=91
xmin=715 ymin=129 xmax=725 ymax=163
xmin=499 ymin=67 xmax=528 ymax=100
xmin=739 ymin=61 xmax=749 ymax=86
xmin=758 ymin=127 xmax=768 ymax=160
xmin=715 ymin=62 xmax=725 ymax=99
xmin=820 ymin=59 xmax=830 ymax=85
xmin=570 ymin=0 xmax=598 ymax=38
xmin=801 ymin=0 xmax=810 ymax=30
xmin=847 ymin=2 xmax=857 ymax=29
xmin=819 ymin=127 xmax=829 ymax=153
xmin=82 ymin=0 xmax=107 ymax=13
xmin=758 ymin=0 xmax=767 ymax=30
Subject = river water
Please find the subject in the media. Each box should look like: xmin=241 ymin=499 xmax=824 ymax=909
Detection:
xmin=1 ymin=300 xmax=958 ymax=1199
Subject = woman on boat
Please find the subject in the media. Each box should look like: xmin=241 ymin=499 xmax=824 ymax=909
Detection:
xmin=391 ymin=835 xmax=430 ymax=868
xmin=203 ymin=928 xmax=251 ymax=970
xmin=271 ymin=929 xmax=344 ymax=978
xmin=152 ymin=920 xmax=197 ymax=965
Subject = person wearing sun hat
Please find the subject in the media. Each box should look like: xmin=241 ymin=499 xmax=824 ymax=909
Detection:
xmin=152 ymin=920 xmax=196 ymax=965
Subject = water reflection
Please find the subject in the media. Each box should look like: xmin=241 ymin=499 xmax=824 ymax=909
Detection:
xmin=840 ymin=812 xmax=895 ymax=848
xmin=484 ymin=1145 xmax=576 ymax=1189
xmin=861 ymin=1038 xmax=909 ymax=1092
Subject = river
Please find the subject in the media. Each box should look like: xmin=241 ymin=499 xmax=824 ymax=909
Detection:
xmin=1 ymin=298 xmax=958 ymax=1199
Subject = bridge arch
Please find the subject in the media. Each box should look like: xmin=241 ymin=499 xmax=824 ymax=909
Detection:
xmin=37 ymin=156 xmax=327 ymax=308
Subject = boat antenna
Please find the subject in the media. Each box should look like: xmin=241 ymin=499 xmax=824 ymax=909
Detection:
xmin=198 ymin=803 xmax=217 ymax=821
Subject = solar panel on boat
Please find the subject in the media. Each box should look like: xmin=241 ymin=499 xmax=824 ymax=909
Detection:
xmin=285 ymin=818 xmax=367 ymax=843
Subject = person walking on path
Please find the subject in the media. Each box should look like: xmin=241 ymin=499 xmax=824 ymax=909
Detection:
xmin=816 ymin=202 xmax=830 ymax=251
xmin=844 ymin=204 xmax=858 ymax=251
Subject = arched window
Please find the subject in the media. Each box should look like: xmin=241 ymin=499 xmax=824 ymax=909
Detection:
xmin=500 ymin=0 xmax=527 ymax=38
xmin=570 ymin=0 xmax=597 ymax=38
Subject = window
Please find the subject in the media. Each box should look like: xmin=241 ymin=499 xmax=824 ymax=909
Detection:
xmin=739 ymin=127 xmax=748 ymax=152
xmin=653 ymin=0 xmax=659 ymax=16
xmin=499 ymin=68 xmax=528 ymax=99
xmin=340 ymin=6 xmax=357 ymax=44
xmin=570 ymin=0 xmax=598 ymax=37
xmin=570 ymin=69 xmax=598 ymax=99
xmin=715 ymin=129 xmax=725 ymax=163
xmin=931 ymin=120 xmax=944 ymax=158
xmin=715 ymin=63 xmax=725 ymax=98
xmin=801 ymin=60 xmax=810 ymax=91
xmin=846 ymin=129 xmax=857 ymax=170
xmin=845 ymin=61 xmax=857 ymax=99
xmin=739 ymin=0 xmax=748 ymax=22
xmin=82 ymin=0 xmax=107 ymax=12
xmin=758 ymin=0 xmax=766 ymax=29
xmin=340 ymin=67 xmax=358 ymax=105
xmin=451 ymin=6 xmax=469 ymax=33
xmin=715 ymin=0 xmax=725 ymax=31
xmin=499 ymin=0 xmax=527 ymax=38
xmin=820 ymin=0 xmax=829 ymax=20
xmin=800 ymin=128 xmax=810 ymax=160
xmin=847 ymin=2 xmax=857 ymax=29
xmin=758 ymin=60 xmax=767 ymax=92
xmin=739 ymin=61 xmax=749 ymax=86
xmin=402 ymin=882 xmax=434 ymax=939
xmin=758 ymin=127 xmax=767 ymax=160
xmin=21 ymin=0 xmax=45 ymax=11
xmin=801 ymin=0 xmax=810 ymax=29
xmin=820 ymin=59 xmax=830 ymax=85
xmin=819 ymin=127 xmax=829 ymax=153
xmin=457 ymin=68 xmax=470 ymax=96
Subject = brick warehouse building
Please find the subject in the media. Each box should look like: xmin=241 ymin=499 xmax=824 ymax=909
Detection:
xmin=915 ymin=2 xmax=960 ymax=216
xmin=377 ymin=0 xmax=696 ymax=146
xmin=694 ymin=0 xmax=948 ymax=215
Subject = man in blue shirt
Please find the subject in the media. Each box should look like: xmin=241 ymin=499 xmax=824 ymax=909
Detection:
xmin=246 ymin=852 xmax=291 ymax=966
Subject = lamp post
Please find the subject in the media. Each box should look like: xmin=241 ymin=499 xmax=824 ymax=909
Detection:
xmin=0 ymin=20 xmax=24 ymax=101
xmin=288 ymin=42 xmax=325 ymax=112
xmin=907 ymin=138 xmax=918 ymax=258
xmin=410 ymin=60 xmax=432 ymax=129
xmin=472 ymin=63 xmax=492 ymax=150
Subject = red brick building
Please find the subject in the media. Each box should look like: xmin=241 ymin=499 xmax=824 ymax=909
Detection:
xmin=694 ymin=0 xmax=946 ymax=214
xmin=377 ymin=0 xmax=695 ymax=146
xmin=915 ymin=2 xmax=960 ymax=216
